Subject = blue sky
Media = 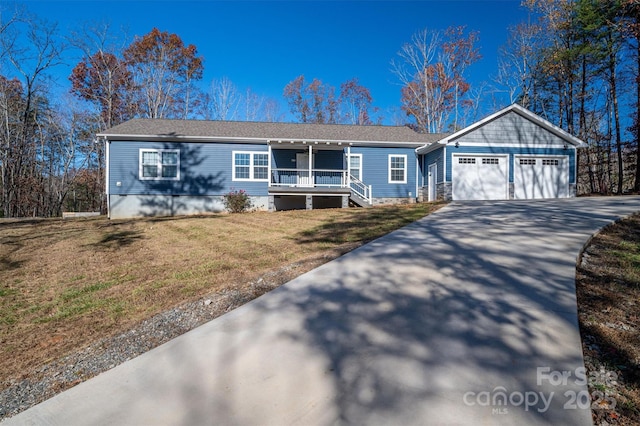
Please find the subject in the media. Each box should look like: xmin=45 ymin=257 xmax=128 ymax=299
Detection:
xmin=15 ymin=0 xmax=532 ymax=123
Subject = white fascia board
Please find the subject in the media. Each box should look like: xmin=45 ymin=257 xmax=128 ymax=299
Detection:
xmin=96 ymin=133 xmax=426 ymax=148
xmin=438 ymin=104 xmax=587 ymax=148
xmin=416 ymin=141 xmax=446 ymax=155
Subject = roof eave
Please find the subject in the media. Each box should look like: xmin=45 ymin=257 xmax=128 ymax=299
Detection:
xmin=96 ymin=133 xmax=428 ymax=147
xmin=415 ymin=141 xmax=445 ymax=155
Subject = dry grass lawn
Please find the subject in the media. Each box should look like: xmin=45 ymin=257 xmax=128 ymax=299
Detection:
xmin=577 ymin=214 xmax=640 ymax=425
xmin=0 ymin=203 xmax=444 ymax=388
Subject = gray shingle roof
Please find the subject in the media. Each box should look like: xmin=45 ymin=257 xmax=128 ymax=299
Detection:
xmin=98 ymin=119 xmax=448 ymax=145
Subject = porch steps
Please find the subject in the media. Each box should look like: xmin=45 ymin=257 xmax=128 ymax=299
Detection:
xmin=349 ymin=192 xmax=372 ymax=208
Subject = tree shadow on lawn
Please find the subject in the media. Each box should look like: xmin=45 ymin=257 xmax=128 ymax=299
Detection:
xmin=296 ymin=203 xmax=444 ymax=246
xmin=90 ymin=230 xmax=145 ymax=250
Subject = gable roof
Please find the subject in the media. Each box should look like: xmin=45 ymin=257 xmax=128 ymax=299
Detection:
xmin=415 ymin=104 xmax=587 ymax=154
xmin=98 ymin=119 xmax=448 ymax=146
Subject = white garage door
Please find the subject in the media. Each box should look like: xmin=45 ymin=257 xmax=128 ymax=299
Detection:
xmin=452 ymin=155 xmax=508 ymax=200
xmin=514 ymin=156 xmax=569 ymax=199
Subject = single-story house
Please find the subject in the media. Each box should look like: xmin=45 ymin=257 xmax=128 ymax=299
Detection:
xmin=99 ymin=104 xmax=586 ymax=219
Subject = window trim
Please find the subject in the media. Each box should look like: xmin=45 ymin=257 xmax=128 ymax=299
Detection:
xmin=232 ymin=151 xmax=269 ymax=182
xmin=348 ymin=153 xmax=363 ymax=181
xmin=388 ymin=154 xmax=407 ymax=184
xmin=139 ymin=149 xmax=180 ymax=181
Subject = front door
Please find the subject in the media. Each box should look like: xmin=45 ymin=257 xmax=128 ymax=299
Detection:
xmin=296 ymin=153 xmax=312 ymax=187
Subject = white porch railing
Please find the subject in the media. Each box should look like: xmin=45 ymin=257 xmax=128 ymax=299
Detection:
xmin=349 ymin=174 xmax=373 ymax=205
xmin=269 ymin=168 xmax=373 ymax=206
xmin=270 ymin=168 xmax=348 ymax=188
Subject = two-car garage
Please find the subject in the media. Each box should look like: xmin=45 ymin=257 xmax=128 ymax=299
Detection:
xmin=451 ymin=153 xmax=569 ymax=200
xmin=419 ymin=104 xmax=584 ymax=202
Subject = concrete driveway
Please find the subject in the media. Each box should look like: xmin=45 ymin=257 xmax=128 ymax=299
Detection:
xmin=5 ymin=196 xmax=640 ymax=426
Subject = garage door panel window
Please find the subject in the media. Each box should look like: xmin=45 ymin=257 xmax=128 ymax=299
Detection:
xmin=389 ymin=155 xmax=407 ymax=183
xmin=520 ymin=158 xmax=536 ymax=166
xmin=543 ymin=159 xmax=559 ymax=166
xmin=482 ymin=158 xmax=500 ymax=165
xmin=458 ymin=157 xmax=476 ymax=164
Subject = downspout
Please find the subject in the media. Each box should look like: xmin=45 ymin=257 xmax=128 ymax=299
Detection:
xmin=105 ymin=138 xmax=110 ymax=219
xmin=346 ymin=145 xmax=351 ymax=188
xmin=308 ymin=144 xmax=312 ymax=186
xmin=415 ymin=155 xmax=419 ymax=202
xmin=267 ymin=142 xmax=272 ymax=188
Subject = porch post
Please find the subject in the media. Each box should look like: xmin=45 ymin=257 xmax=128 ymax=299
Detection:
xmin=308 ymin=144 xmax=312 ymax=185
xmin=346 ymin=145 xmax=351 ymax=188
xmin=267 ymin=142 xmax=272 ymax=188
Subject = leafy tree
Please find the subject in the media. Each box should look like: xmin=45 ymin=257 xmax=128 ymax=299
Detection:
xmin=392 ymin=26 xmax=480 ymax=133
xmin=340 ymin=78 xmax=376 ymax=125
xmin=123 ymin=27 xmax=204 ymax=119
xmin=70 ymin=51 xmax=133 ymax=129
xmin=283 ymin=75 xmax=338 ymax=124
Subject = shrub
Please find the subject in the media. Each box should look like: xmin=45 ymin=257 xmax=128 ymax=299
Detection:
xmin=223 ymin=189 xmax=253 ymax=213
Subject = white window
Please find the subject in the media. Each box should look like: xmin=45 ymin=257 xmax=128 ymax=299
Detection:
xmin=543 ymin=159 xmax=560 ymax=166
xmin=388 ymin=154 xmax=407 ymax=183
xmin=139 ymin=149 xmax=179 ymax=180
xmin=348 ymin=154 xmax=362 ymax=181
xmin=233 ymin=151 xmax=269 ymax=181
xmin=520 ymin=158 xmax=536 ymax=166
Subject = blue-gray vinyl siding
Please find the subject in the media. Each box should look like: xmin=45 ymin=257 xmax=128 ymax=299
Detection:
xmin=108 ymin=141 xmax=268 ymax=196
xmin=423 ymin=146 xmax=445 ymax=184
xmin=453 ymin=110 xmax=569 ymax=146
xmin=444 ymin=145 xmax=576 ymax=183
xmin=110 ymin=142 xmax=418 ymax=199
xmin=349 ymin=146 xmax=418 ymax=198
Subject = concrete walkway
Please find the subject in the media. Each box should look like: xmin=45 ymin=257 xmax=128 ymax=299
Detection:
xmin=5 ymin=196 xmax=640 ymax=425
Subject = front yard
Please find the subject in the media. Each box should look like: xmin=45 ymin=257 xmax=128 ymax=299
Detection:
xmin=0 ymin=203 xmax=443 ymax=391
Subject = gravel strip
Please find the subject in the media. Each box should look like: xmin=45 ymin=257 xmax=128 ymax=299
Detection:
xmin=0 ymin=270 xmax=290 ymax=421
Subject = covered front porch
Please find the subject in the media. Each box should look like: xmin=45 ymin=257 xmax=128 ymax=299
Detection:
xmin=267 ymin=141 xmax=372 ymax=210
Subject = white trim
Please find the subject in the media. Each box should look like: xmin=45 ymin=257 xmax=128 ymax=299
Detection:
xmin=232 ymin=151 xmax=269 ymax=182
xmin=267 ymin=145 xmax=272 ymax=187
xmin=388 ymin=154 xmax=407 ymax=184
xmin=449 ymin=141 xmax=569 ymax=149
xmin=415 ymin=156 xmax=419 ymax=200
xmin=428 ymin=163 xmax=437 ymax=202
xmin=98 ymin=133 xmax=427 ymax=148
xmin=347 ymin=153 xmax=363 ymax=181
xmin=139 ymin=148 xmax=180 ymax=181
xmin=443 ymin=148 xmax=448 ymax=183
xmin=105 ymin=140 xmax=110 ymax=218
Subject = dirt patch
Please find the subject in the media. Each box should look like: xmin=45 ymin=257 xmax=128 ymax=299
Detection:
xmin=577 ymin=214 xmax=640 ymax=425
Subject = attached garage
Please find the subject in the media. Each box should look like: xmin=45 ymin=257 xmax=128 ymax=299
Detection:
xmin=514 ymin=156 xmax=569 ymax=199
xmin=416 ymin=104 xmax=586 ymax=202
xmin=451 ymin=154 xmax=508 ymax=200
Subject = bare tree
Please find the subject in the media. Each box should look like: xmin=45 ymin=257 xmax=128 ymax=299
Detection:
xmin=209 ymin=76 xmax=241 ymax=120
xmin=391 ymin=27 xmax=480 ymax=133
xmin=494 ymin=23 xmax=542 ymax=108
xmin=0 ymin=13 xmax=65 ymax=217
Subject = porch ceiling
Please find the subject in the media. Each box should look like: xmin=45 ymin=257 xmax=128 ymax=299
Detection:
xmin=268 ymin=140 xmax=345 ymax=150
